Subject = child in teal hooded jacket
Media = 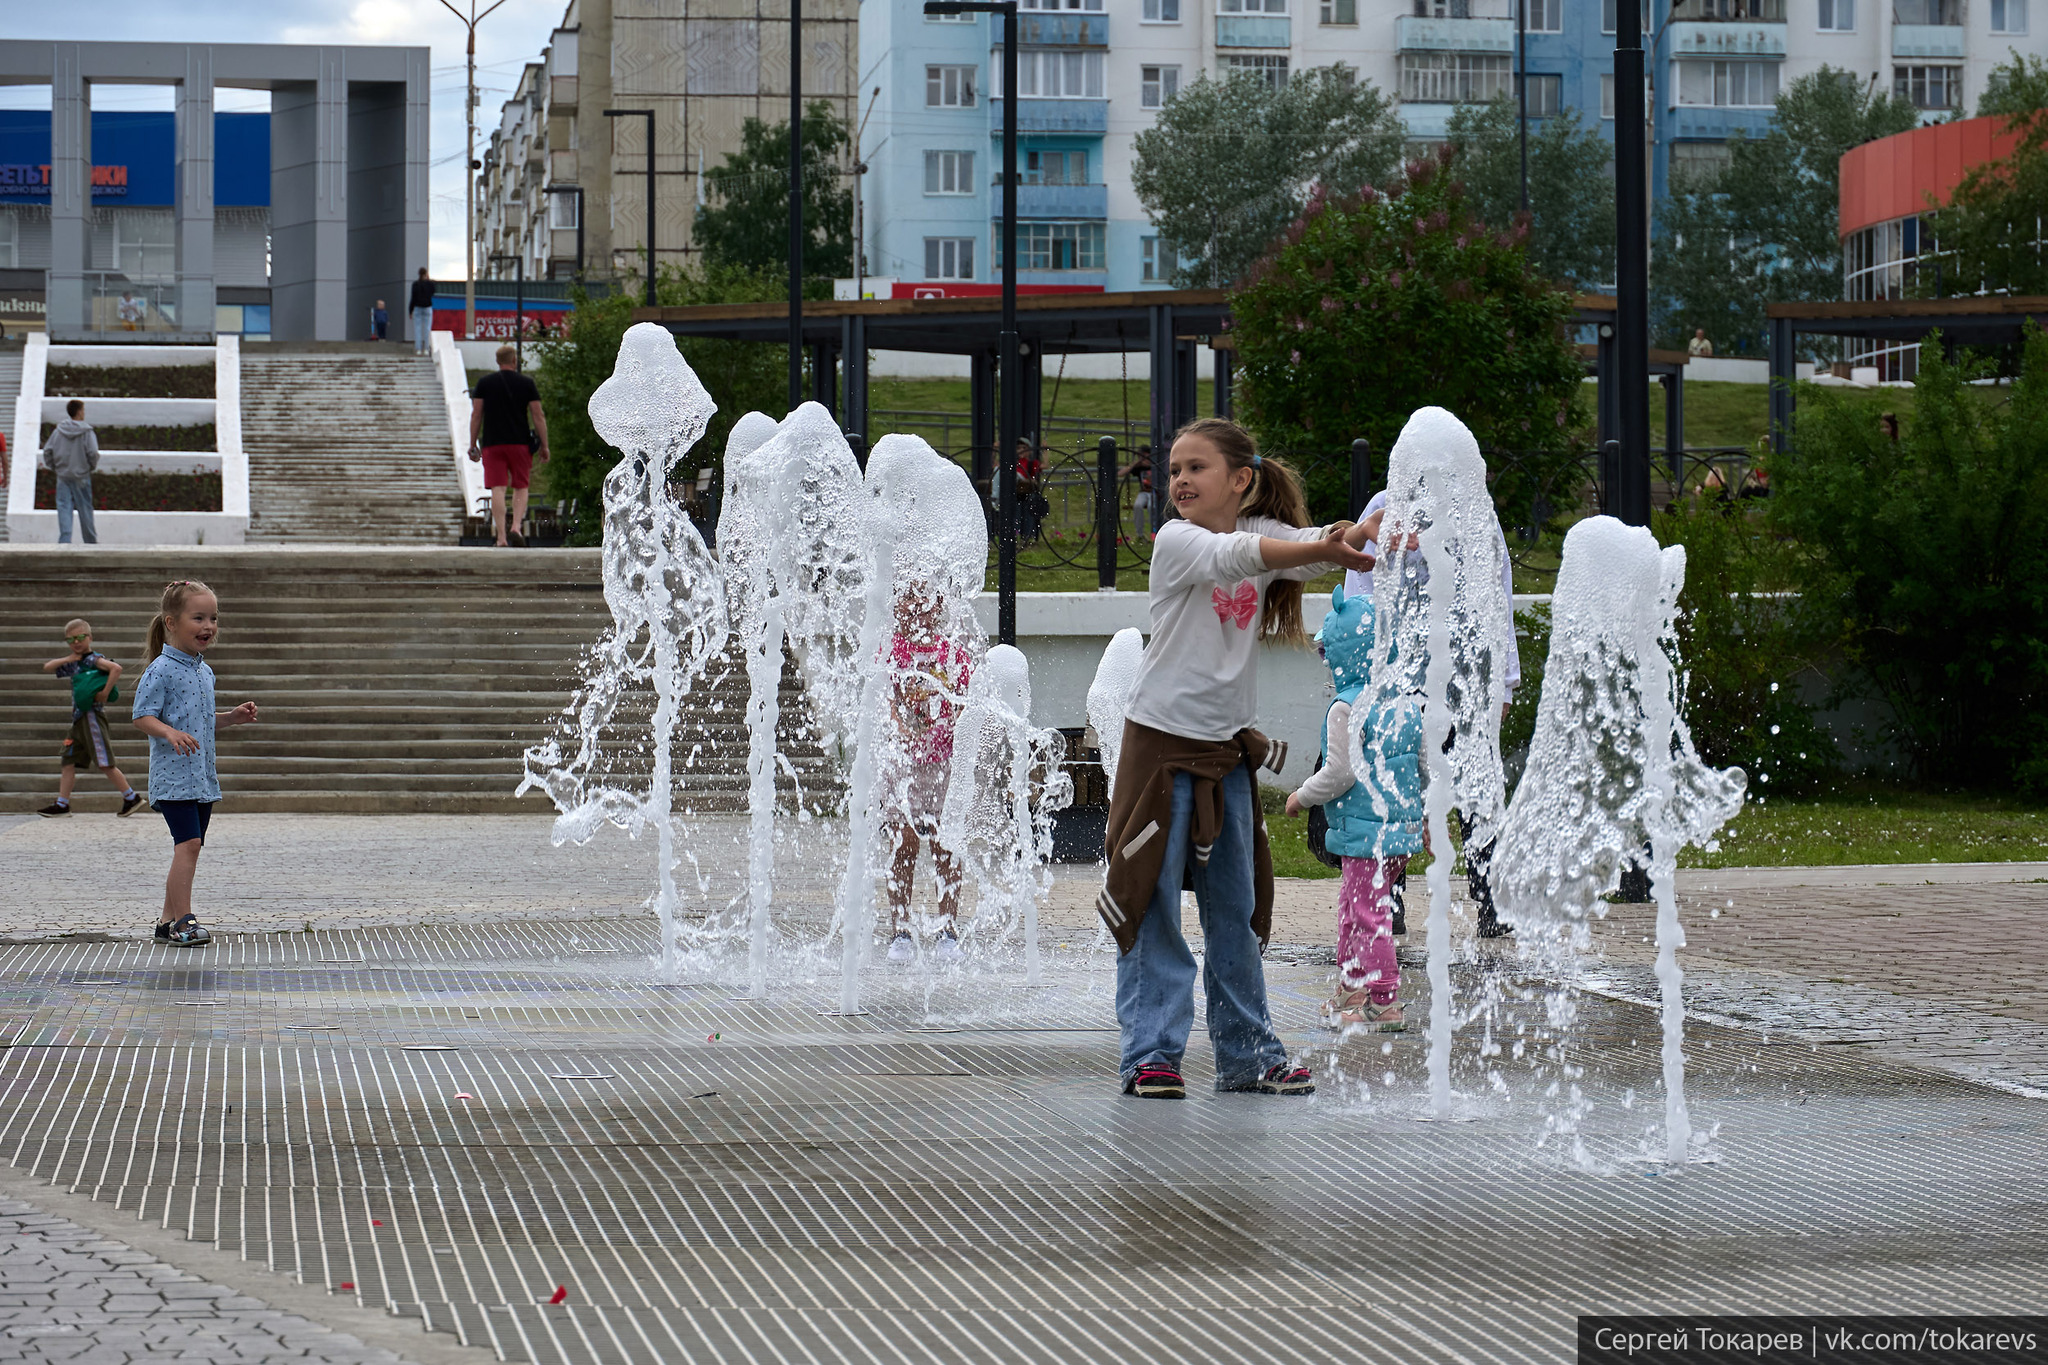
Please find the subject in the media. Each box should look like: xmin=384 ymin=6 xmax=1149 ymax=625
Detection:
xmin=1285 ymin=583 xmax=1425 ymax=1031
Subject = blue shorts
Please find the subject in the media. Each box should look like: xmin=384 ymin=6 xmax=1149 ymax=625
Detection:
xmin=156 ymin=800 xmax=214 ymax=846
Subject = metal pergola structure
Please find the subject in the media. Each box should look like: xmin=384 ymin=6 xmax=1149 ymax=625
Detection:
xmin=1769 ymin=295 xmax=2048 ymax=449
xmin=640 ymin=288 xmax=1638 ymax=478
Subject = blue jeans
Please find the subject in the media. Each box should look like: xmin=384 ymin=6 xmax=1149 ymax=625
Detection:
xmin=1116 ymin=763 xmax=1288 ymax=1089
xmin=412 ymin=305 xmax=434 ymax=354
xmin=55 ymin=477 xmax=96 ymax=544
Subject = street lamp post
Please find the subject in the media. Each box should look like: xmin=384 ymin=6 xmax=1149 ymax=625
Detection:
xmin=603 ymin=109 xmax=658 ymax=308
xmin=1611 ymin=0 xmax=1651 ymax=526
xmin=1517 ymin=0 xmax=1529 ymax=216
xmin=925 ymin=0 xmax=1019 ymax=645
xmin=789 ymin=0 xmax=805 ymax=410
xmin=440 ymin=0 xmax=511 ymax=343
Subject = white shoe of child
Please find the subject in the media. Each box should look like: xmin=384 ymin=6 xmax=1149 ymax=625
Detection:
xmin=886 ymin=931 xmax=916 ymax=964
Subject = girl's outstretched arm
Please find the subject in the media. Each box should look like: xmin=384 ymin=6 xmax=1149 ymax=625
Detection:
xmin=1260 ymin=526 xmax=1374 ymax=576
xmin=217 ymin=702 xmax=259 ymax=729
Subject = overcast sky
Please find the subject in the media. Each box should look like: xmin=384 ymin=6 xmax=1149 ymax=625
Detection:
xmin=3 ymin=0 xmax=572 ymax=279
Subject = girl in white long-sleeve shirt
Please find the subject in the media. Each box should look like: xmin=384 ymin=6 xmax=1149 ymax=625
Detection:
xmin=1111 ymin=418 xmax=1378 ymax=1100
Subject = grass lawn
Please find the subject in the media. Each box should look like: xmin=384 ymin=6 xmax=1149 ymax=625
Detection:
xmin=1258 ymin=778 xmax=2048 ymax=881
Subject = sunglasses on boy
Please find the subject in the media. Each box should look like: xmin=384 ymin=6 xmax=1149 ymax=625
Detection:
xmin=66 ymin=634 xmax=91 ymax=644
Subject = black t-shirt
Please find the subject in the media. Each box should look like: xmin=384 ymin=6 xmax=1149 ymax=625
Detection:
xmin=474 ymin=369 xmax=540 ymax=448
xmin=409 ymin=278 xmax=435 ymax=310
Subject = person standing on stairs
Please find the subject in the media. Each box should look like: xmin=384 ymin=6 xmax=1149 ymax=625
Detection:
xmin=41 ymin=399 xmax=100 ymax=545
xmin=469 ymin=345 xmax=550 ymax=548
xmin=409 ymin=268 xmax=436 ymax=357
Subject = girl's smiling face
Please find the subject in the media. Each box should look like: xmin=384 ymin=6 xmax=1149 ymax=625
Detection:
xmin=167 ymin=593 xmax=220 ymax=654
xmin=1168 ymin=431 xmax=1252 ymax=532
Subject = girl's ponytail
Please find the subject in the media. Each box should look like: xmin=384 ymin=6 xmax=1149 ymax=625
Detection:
xmin=147 ymin=579 xmax=213 ymax=661
xmin=1171 ymin=418 xmax=1316 ymax=647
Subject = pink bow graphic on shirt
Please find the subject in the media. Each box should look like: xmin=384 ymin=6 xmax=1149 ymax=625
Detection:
xmin=1212 ymin=581 xmax=1258 ymax=630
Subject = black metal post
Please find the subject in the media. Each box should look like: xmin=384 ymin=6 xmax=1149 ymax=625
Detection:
xmin=1212 ymin=344 xmax=1233 ymax=417
xmin=1662 ymin=371 xmax=1683 ymax=486
xmin=926 ymin=0 xmax=1019 ymax=643
xmin=488 ymin=253 xmax=525 ymax=365
xmin=1096 ymin=436 xmax=1117 ymax=592
xmin=602 ymin=109 xmax=657 ymax=307
xmin=1769 ymin=314 xmax=1796 ymax=455
xmin=1612 ymin=0 xmax=1651 ymax=526
xmin=1350 ymin=438 xmax=1374 ymax=522
xmin=1517 ymin=0 xmax=1529 ymax=216
xmin=789 ymin=0 xmax=804 ymax=410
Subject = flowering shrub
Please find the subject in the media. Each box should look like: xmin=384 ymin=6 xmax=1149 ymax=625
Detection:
xmin=1231 ymin=148 xmax=1589 ymax=508
xmin=35 ymin=469 xmax=221 ymax=512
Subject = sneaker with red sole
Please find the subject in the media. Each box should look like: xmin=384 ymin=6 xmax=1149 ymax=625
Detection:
xmin=1227 ymin=1062 xmax=1315 ymax=1095
xmin=1122 ymin=1063 xmax=1186 ymax=1099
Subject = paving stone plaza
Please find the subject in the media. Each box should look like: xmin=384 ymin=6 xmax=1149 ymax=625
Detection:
xmin=0 ymin=814 xmax=2043 ymax=1364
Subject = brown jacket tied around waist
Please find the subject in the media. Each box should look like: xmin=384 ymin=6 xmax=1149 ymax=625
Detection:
xmin=1097 ymin=719 xmax=1289 ymax=955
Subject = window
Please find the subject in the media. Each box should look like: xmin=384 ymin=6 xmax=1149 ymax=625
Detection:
xmin=1413 ymin=1 xmax=1472 ymax=13
xmin=1601 ymin=72 xmax=1615 ymax=118
xmin=1226 ymin=54 xmax=1291 ymax=88
xmin=1670 ymin=0 xmax=1785 ymax=16
xmin=1671 ymin=140 xmax=1731 ymax=184
xmin=1516 ymin=72 xmax=1561 ymax=117
xmin=1400 ymin=53 xmax=1512 ymax=103
xmin=925 ymin=237 xmax=976 ymax=280
xmin=548 ymin=189 xmax=580 ymax=229
xmin=1220 ymin=0 xmax=1288 ymax=13
xmin=1141 ymin=236 xmax=1161 ymax=282
xmin=1675 ymin=59 xmax=1780 ymax=107
xmin=1818 ymin=0 xmax=1853 ymax=28
xmin=925 ymin=150 xmax=976 ymax=194
xmin=1141 ymin=64 xmax=1181 ymax=107
xmin=1142 ymin=0 xmax=1181 ymax=19
xmin=1895 ymin=64 xmax=1961 ymax=109
xmin=926 ymin=65 xmax=978 ymax=107
xmin=1023 ymin=149 xmax=1089 ymax=184
xmin=1321 ymin=0 xmax=1357 ymax=24
xmin=0 ymin=213 xmax=14 ymax=269
xmin=1993 ymin=0 xmax=2029 ymax=32
xmin=1524 ymin=0 xmax=1562 ymax=31
xmin=1022 ymin=0 xmax=1104 ymax=8
xmin=928 ymin=4 xmax=972 ymax=18
xmin=996 ymin=221 xmax=1106 ymax=271
xmin=1601 ymin=0 xmax=1649 ymax=31
xmin=1892 ymin=0 xmax=1960 ymax=21
xmin=1001 ymin=50 xmax=1106 ymax=98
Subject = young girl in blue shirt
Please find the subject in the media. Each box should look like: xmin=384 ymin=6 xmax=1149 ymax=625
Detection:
xmin=130 ymin=580 xmax=259 ymax=947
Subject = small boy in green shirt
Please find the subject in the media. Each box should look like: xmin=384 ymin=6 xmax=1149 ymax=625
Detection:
xmin=40 ymin=618 xmax=144 ymax=817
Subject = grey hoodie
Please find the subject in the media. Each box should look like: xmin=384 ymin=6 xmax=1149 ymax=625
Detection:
xmin=40 ymin=419 xmax=99 ymax=482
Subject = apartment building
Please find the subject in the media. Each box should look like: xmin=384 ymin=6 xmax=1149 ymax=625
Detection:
xmin=858 ymin=0 xmax=2044 ymax=297
xmin=476 ymin=0 xmax=858 ymax=285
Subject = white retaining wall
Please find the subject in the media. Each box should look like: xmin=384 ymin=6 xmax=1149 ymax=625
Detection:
xmin=433 ymin=330 xmax=485 ymax=517
xmin=6 ymin=334 xmax=248 ymax=545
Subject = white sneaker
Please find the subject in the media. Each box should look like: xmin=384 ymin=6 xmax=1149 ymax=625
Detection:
xmin=886 ymin=931 xmax=915 ymax=964
xmin=931 ymin=930 xmax=962 ymax=963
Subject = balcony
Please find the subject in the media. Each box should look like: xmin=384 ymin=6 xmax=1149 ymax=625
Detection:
xmin=1395 ymin=14 xmax=1511 ymax=53
xmin=989 ymin=98 xmax=1108 ymax=134
xmin=1667 ymin=19 xmax=1786 ymax=57
xmin=1892 ymin=23 xmax=1965 ymax=57
xmin=1669 ymin=0 xmax=1783 ymax=16
xmin=550 ymin=149 xmax=578 ymax=183
xmin=1017 ymin=13 xmax=1107 ymax=46
xmin=1010 ymin=181 xmax=1108 ymax=218
xmin=550 ymin=75 xmax=578 ymax=109
xmin=1216 ymin=15 xmax=1292 ymax=46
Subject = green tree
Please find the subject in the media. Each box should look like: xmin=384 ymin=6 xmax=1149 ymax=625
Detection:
xmin=1768 ymin=328 xmax=2048 ymax=791
xmin=1130 ymin=66 xmax=1405 ymax=289
xmin=1231 ymin=149 xmax=1589 ymax=514
xmin=532 ymin=264 xmax=788 ymax=545
xmin=694 ymin=100 xmax=853 ymax=286
xmin=1444 ymin=98 xmax=1616 ymax=290
xmin=1655 ymin=67 xmax=1919 ymax=354
xmin=1922 ymin=55 xmax=2048 ymax=298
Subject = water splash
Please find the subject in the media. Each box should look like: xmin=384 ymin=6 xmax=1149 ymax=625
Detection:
xmin=1348 ymin=406 xmax=1516 ymax=1120
xmin=517 ymin=323 xmax=727 ymax=979
xmin=1085 ymin=627 xmax=1145 ymax=804
xmin=1492 ymin=515 xmax=1747 ymax=1163
xmin=834 ymin=434 xmax=989 ymax=1012
xmin=941 ymin=644 xmax=1073 ymax=985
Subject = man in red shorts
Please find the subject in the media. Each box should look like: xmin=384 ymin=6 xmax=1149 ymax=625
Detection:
xmin=469 ymin=344 xmax=551 ymax=547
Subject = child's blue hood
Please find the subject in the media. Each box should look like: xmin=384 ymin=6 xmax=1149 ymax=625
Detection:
xmin=1314 ymin=582 xmax=1375 ymax=693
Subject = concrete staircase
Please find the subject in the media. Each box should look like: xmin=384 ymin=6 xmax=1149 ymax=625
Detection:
xmin=0 ymin=548 xmax=838 ymax=815
xmin=241 ymin=350 xmax=466 ymax=544
xmin=0 ymin=344 xmax=22 ymax=545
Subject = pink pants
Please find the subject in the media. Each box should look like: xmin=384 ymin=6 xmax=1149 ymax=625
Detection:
xmin=1338 ymin=854 xmax=1406 ymax=1001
